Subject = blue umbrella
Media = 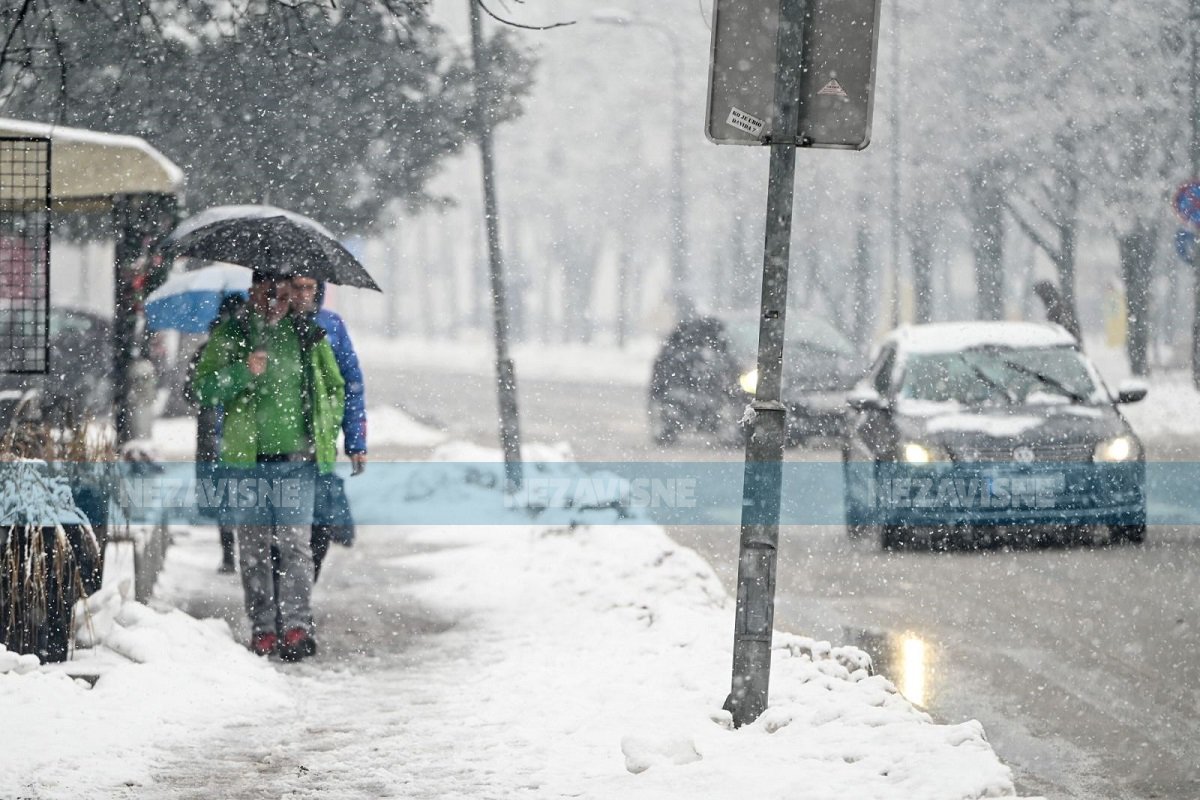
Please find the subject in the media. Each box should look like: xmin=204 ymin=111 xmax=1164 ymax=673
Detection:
xmin=144 ymin=264 xmax=251 ymax=333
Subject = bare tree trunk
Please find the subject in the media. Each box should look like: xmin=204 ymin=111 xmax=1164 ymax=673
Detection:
xmin=560 ymin=234 xmax=598 ymax=344
xmin=1119 ymin=221 xmax=1156 ymax=376
xmin=1056 ymin=222 xmax=1077 ymax=335
xmin=710 ymin=238 xmax=726 ymax=315
xmin=731 ymin=214 xmax=758 ymax=312
xmin=968 ymin=167 xmax=1005 ymax=320
xmin=852 ymin=215 xmax=874 ymax=353
xmin=909 ymin=210 xmax=935 ymax=324
xmin=415 ymin=217 xmax=435 ymax=339
xmin=616 ymin=242 xmax=630 ymax=347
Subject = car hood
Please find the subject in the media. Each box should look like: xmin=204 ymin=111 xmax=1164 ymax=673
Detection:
xmin=894 ymin=399 xmax=1133 ymax=458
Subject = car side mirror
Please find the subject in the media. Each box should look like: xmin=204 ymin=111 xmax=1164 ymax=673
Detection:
xmin=1115 ymin=380 xmax=1148 ymax=404
xmin=848 ymin=388 xmax=888 ymax=411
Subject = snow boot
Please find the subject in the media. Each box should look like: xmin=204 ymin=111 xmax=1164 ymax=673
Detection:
xmin=278 ymin=628 xmax=317 ymax=662
xmin=251 ymin=632 xmax=278 ymax=657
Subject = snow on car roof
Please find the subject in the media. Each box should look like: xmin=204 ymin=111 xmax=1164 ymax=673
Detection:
xmin=884 ymin=321 xmax=1076 ymax=354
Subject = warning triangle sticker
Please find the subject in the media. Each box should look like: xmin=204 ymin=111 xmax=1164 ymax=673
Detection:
xmin=817 ymin=79 xmax=849 ymax=97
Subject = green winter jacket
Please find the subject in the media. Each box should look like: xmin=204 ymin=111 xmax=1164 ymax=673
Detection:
xmin=193 ymin=311 xmax=345 ymax=474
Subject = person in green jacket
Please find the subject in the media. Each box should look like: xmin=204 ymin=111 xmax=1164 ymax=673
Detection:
xmin=193 ymin=271 xmax=345 ymax=662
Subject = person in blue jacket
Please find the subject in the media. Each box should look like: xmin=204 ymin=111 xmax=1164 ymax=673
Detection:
xmin=290 ymin=276 xmax=366 ymax=581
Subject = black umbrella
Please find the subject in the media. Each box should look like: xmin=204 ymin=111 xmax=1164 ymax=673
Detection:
xmin=164 ymin=210 xmax=381 ymax=291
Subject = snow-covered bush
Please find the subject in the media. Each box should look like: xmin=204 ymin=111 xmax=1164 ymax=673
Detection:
xmin=0 ymin=417 xmax=112 ymax=662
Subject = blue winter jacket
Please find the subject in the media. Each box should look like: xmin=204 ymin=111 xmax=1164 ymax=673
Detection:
xmin=315 ymin=306 xmax=367 ymax=454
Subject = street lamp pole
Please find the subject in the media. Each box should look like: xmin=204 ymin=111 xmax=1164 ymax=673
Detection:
xmin=888 ymin=0 xmax=902 ymax=328
xmin=1192 ymin=0 xmax=1199 ymax=179
xmin=594 ymin=11 xmax=692 ymax=320
xmin=1191 ymin=0 xmax=1200 ymax=388
xmin=469 ymin=0 xmax=524 ymax=490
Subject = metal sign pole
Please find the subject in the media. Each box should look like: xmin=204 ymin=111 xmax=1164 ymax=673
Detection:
xmin=723 ymin=0 xmax=805 ymax=728
xmin=469 ymin=0 xmax=524 ymax=490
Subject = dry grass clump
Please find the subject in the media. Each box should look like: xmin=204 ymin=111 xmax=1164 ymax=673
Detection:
xmin=0 ymin=409 xmax=112 ymax=661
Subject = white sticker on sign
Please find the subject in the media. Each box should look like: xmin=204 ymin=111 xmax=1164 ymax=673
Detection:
xmin=726 ymin=107 xmax=765 ymax=137
xmin=817 ymin=79 xmax=849 ymax=98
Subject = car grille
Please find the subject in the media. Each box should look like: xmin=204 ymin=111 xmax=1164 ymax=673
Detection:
xmin=952 ymin=443 xmax=1095 ymax=463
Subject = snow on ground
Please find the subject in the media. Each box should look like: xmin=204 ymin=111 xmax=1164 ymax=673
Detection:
xmin=395 ymin=509 xmax=1024 ymax=798
xmin=1084 ymin=338 xmax=1200 ymax=441
xmin=1117 ymin=371 xmax=1200 ymax=441
xmin=355 ymin=332 xmax=659 ymax=386
xmin=362 ymin=404 xmax=448 ymax=448
xmin=146 ymin=404 xmax=446 ymax=461
xmin=2 ymin=443 xmax=1031 ymax=799
xmin=0 ymin=581 xmax=288 ymax=799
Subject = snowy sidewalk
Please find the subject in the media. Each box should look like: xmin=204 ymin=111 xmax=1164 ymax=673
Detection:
xmin=3 ymin=449 xmax=1030 ymax=799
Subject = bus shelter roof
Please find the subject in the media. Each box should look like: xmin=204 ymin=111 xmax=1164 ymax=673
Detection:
xmin=0 ymin=117 xmax=183 ymax=212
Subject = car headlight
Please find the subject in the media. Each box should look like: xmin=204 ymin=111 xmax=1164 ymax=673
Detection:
xmin=739 ymin=369 xmax=758 ymax=395
xmin=901 ymin=442 xmax=951 ymax=463
xmin=1094 ymin=435 xmax=1139 ymax=462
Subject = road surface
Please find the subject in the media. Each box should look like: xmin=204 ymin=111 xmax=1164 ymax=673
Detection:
xmin=371 ymin=361 xmax=1200 ymax=800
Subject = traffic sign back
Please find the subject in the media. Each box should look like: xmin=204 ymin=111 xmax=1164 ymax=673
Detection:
xmin=705 ymin=0 xmax=882 ymax=149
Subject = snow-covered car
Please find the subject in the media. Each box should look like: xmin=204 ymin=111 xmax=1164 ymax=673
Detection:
xmin=842 ymin=322 xmax=1147 ymax=548
xmin=648 ymin=312 xmax=863 ymax=447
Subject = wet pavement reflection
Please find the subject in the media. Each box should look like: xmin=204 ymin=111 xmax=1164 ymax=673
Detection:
xmin=847 ymin=627 xmax=936 ymax=708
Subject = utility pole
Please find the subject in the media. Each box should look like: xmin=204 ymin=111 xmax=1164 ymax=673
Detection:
xmin=723 ymin=0 xmax=805 ymax=728
xmin=888 ymin=0 xmax=902 ymax=328
xmin=469 ymin=0 xmax=523 ymax=489
xmin=1192 ymin=0 xmax=1199 ymax=179
xmin=1191 ymin=0 xmax=1200 ymax=388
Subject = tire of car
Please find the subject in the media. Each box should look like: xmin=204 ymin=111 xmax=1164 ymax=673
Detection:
xmin=845 ymin=516 xmax=871 ymax=539
xmin=880 ymin=524 xmax=907 ymax=550
xmin=785 ymin=423 xmax=806 ymax=449
xmin=1110 ymin=523 xmax=1146 ymax=545
xmin=844 ymin=494 xmax=875 ymax=540
xmin=650 ymin=401 xmax=678 ymax=446
xmin=842 ymin=449 xmax=880 ymax=540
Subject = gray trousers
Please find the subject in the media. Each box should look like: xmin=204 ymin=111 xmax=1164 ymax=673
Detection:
xmin=230 ymin=461 xmax=317 ymax=637
xmin=238 ymin=522 xmax=314 ymax=636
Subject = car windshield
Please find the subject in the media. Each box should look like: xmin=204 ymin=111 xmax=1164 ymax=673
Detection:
xmin=724 ymin=317 xmax=856 ymax=363
xmin=897 ymin=346 xmax=1101 ymax=406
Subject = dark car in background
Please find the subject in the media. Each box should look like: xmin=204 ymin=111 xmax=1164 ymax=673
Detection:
xmin=648 ymin=312 xmax=864 ymax=446
xmin=842 ymin=322 xmax=1147 ymax=549
xmin=0 ymin=307 xmax=112 ymax=428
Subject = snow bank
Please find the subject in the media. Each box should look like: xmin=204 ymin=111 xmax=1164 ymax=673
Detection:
xmin=0 ymin=644 xmax=42 ymax=675
xmin=1 ymin=439 xmax=1029 ymax=799
xmin=0 ymin=581 xmax=288 ymax=799
xmin=359 ymin=404 xmax=447 ymax=448
xmin=1081 ymin=339 xmax=1200 ymax=441
xmin=1117 ymin=372 xmax=1200 ymax=440
xmin=151 ymin=403 xmax=447 ymax=458
xmin=395 ymin=458 xmax=1026 ymax=799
